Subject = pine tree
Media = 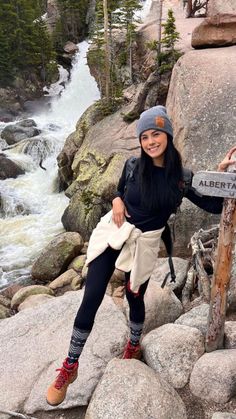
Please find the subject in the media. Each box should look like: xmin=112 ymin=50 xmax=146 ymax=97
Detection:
xmin=0 ymin=0 xmax=56 ymax=87
xmin=119 ymin=0 xmax=142 ymax=82
xmin=158 ymin=8 xmax=181 ymax=74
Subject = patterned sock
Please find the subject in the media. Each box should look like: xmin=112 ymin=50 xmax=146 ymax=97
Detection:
xmin=67 ymin=327 xmax=91 ymax=364
xmin=129 ymin=321 xmax=143 ymax=347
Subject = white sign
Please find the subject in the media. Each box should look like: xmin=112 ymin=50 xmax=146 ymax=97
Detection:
xmin=192 ymin=171 xmax=236 ymax=198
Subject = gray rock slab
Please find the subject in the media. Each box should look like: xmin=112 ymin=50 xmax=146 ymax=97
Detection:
xmin=85 ymin=359 xmax=187 ymax=419
xmin=190 ymin=349 xmax=236 ymax=403
xmin=212 ymin=413 xmax=236 ymax=419
xmin=142 ymin=323 xmax=204 ymax=388
xmin=224 ymin=321 xmax=236 ymax=349
xmin=175 ymin=303 xmax=209 ymax=335
xmin=0 ymin=290 xmax=129 ymax=414
xmin=151 ymin=257 xmax=189 ymax=294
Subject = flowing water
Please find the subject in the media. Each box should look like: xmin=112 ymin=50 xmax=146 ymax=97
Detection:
xmin=0 ymin=41 xmax=100 ymax=288
xmin=0 ymin=1 xmax=152 ymax=289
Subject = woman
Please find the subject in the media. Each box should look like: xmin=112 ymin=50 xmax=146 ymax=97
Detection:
xmin=46 ymin=106 xmax=236 ymax=406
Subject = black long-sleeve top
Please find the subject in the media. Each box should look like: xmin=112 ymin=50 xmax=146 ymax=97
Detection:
xmin=114 ymin=160 xmax=223 ymax=233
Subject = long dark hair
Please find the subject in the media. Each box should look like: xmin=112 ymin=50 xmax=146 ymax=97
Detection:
xmin=138 ymin=136 xmax=183 ymax=213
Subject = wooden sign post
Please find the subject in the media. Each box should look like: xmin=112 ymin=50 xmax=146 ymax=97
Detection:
xmin=192 ymin=170 xmax=236 ymax=352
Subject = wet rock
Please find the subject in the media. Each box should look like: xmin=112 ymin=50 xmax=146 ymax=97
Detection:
xmin=85 ymin=359 xmax=187 ymax=419
xmin=11 ymin=285 xmax=54 ymax=309
xmin=31 ymin=232 xmax=84 ymax=282
xmin=1 ymin=119 xmax=40 ymax=145
xmin=175 ymin=303 xmax=209 ymax=336
xmin=142 ymin=323 xmax=205 ymax=388
xmin=64 ymin=41 xmax=79 ymax=54
xmin=0 ymin=153 xmax=25 ymax=179
xmin=190 ymin=349 xmax=236 ymax=403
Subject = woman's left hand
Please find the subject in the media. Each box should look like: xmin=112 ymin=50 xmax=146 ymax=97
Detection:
xmin=217 ymin=146 xmax=236 ymax=172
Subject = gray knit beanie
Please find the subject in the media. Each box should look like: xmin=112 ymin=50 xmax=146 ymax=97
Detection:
xmin=136 ymin=106 xmax=173 ymax=140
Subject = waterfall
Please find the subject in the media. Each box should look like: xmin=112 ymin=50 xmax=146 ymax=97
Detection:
xmin=0 ymin=41 xmax=100 ymax=288
xmin=0 ymin=1 xmax=150 ymax=289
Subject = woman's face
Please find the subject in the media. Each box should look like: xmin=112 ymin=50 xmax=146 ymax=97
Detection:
xmin=140 ymin=129 xmax=168 ymax=166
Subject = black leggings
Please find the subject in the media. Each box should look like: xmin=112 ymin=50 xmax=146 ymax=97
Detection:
xmin=73 ymin=246 xmax=149 ymax=330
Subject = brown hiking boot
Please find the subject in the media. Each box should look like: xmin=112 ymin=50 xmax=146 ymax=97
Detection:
xmin=46 ymin=358 xmax=78 ymax=406
xmin=122 ymin=340 xmax=142 ymax=360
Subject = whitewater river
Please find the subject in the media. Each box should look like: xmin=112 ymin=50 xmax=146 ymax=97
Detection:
xmin=0 ymin=1 xmax=152 ymax=289
xmin=0 ymin=41 xmax=100 ymax=288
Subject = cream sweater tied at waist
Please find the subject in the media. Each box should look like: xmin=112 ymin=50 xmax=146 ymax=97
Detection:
xmin=86 ymin=210 xmax=164 ymax=293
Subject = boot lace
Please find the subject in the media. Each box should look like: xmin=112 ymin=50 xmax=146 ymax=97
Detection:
xmin=54 ymin=368 xmax=70 ymax=390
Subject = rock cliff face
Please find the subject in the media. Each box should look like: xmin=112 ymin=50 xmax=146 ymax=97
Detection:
xmin=208 ymin=0 xmax=236 ymax=15
xmin=60 ymin=105 xmax=139 ymax=240
xmin=166 ymin=46 xmax=236 ymax=254
xmin=44 ymin=0 xmax=60 ymax=34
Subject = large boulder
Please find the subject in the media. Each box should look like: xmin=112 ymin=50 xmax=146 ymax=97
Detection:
xmin=57 ymin=103 xmax=107 ymax=189
xmin=142 ymin=323 xmax=205 ymax=388
xmin=61 ymin=107 xmax=138 ymax=240
xmin=224 ymin=321 xmax=236 ymax=349
xmin=85 ymin=359 xmax=187 ymax=419
xmin=31 ymin=232 xmax=84 ymax=282
xmin=0 ymin=153 xmax=25 ymax=179
xmin=192 ymin=15 xmax=236 ymax=49
xmin=167 ymin=47 xmax=236 ymax=255
xmin=190 ymin=349 xmax=236 ymax=403
xmin=11 ymin=285 xmax=54 ymax=309
xmin=175 ymin=303 xmax=210 ymax=336
xmin=0 ymin=291 xmax=129 ymax=414
xmin=1 ymin=119 xmax=40 ymax=145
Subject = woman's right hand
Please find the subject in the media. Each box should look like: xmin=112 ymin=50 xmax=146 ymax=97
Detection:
xmin=112 ymin=197 xmax=130 ymax=228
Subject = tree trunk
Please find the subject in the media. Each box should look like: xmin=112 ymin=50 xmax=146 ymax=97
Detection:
xmin=157 ymin=0 xmax=163 ymax=55
xmin=103 ymin=0 xmax=110 ymax=100
xmin=186 ymin=0 xmax=193 ymax=17
xmin=205 ymin=198 xmax=236 ymax=351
